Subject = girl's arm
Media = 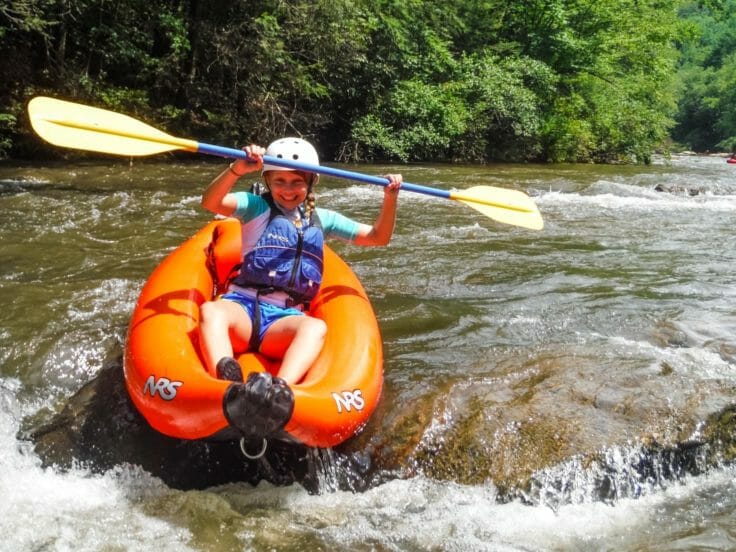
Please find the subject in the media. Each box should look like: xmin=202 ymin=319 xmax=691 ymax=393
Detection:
xmin=353 ymin=174 xmax=402 ymax=246
xmin=201 ymin=145 xmax=264 ymax=216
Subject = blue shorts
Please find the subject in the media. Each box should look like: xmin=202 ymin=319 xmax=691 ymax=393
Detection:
xmin=220 ymin=290 xmax=304 ymax=345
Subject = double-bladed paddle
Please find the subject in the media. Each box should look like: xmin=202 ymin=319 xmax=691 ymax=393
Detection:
xmin=28 ymin=96 xmax=543 ymax=230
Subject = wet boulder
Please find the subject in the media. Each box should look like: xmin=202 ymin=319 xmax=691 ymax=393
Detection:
xmin=654 ymin=183 xmax=704 ymax=196
xmin=356 ymin=345 xmax=736 ymax=505
xmin=21 ymin=359 xmax=316 ymax=491
xmin=21 ymin=343 xmax=736 ymax=505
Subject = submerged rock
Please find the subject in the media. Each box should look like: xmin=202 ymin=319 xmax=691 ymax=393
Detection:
xmin=360 ymin=345 xmax=736 ymax=504
xmin=22 ymin=345 xmax=736 ymax=504
xmin=21 ymin=359 xmax=317 ymax=491
xmin=654 ymin=183 xmax=705 ymax=196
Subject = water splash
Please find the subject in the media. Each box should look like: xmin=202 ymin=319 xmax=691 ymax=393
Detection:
xmin=304 ymin=447 xmax=375 ymax=494
xmin=515 ymin=441 xmax=711 ymax=510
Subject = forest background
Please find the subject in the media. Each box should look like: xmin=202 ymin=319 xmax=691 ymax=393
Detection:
xmin=1 ymin=0 xmax=734 ymax=164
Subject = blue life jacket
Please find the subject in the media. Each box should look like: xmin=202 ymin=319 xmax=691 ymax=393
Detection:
xmin=233 ymin=193 xmax=324 ymax=304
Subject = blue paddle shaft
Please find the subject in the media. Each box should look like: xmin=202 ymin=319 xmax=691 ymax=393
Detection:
xmin=196 ymin=141 xmax=451 ymax=200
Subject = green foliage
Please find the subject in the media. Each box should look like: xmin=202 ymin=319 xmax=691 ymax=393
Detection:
xmin=348 ymin=0 xmax=681 ymax=163
xmin=456 ymin=54 xmax=555 ymax=162
xmin=674 ymin=0 xmax=736 ymax=151
xmin=0 ymin=0 xmax=724 ymax=161
xmin=351 ymin=79 xmax=469 ymax=161
xmin=0 ymin=113 xmax=17 ymax=157
xmin=0 ymin=1 xmax=52 ymax=35
xmin=714 ymin=51 xmax=736 ymax=150
xmin=543 ymin=94 xmax=597 ymax=163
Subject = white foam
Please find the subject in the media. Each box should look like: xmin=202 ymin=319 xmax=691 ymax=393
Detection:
xmin=204 ymin=468 xmax=736 ymax=551
xmin=0 ymin=394 xmax=194 ymax=552
xmin=539 ymin=189 xmax=736 ymax=214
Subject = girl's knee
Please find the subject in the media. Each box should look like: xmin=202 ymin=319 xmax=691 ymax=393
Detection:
xmin=305 ymin=317 xmax=327 ymax=340
xmin=200 ymin=301 xmax=227 ymax=325
xmin=199 ymin=301 xmax=215 ymax=319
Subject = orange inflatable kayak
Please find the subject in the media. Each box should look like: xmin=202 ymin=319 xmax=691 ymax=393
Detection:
xmin=123 ymin=218 xmax=383 ymax=448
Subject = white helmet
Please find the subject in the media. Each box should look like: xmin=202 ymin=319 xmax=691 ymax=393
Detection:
xmin=262 ymin=137 xmax=320 ymax=173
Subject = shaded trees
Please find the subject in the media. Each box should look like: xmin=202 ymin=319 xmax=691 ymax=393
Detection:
xmin=673 ymin=0 xmax=736 ymax=152
xmin=345 ymin=0 xmax=681 ymax=163
xmin=0 ymin=0 xmax=696 ymax=162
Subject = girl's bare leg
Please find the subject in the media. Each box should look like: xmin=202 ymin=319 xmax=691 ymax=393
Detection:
xmin=199 ymin=300 xmax=253 ymax=376
xmin=260 ymin=315 xmax=327 ymax=384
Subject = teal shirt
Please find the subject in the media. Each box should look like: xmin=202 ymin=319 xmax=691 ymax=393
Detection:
xmin=232 ymin=191 xmax=361 ymax=254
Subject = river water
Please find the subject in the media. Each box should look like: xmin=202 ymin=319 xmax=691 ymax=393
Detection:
xmin=1 ymin=154 xmax=735 ymax=551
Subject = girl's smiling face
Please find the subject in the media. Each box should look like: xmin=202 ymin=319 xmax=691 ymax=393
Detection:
xmin=265 ymin=170 xmax=313 ymax=210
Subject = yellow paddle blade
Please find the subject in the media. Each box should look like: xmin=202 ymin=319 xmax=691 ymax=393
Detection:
xmin=28 ymin=96 xmax=198 ymax=156
xmin=451 ymin=186 xmax=544 ymax=230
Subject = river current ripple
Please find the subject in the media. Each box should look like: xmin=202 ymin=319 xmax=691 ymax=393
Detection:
xmin=1 ymin=155 xmax=735 ymax=551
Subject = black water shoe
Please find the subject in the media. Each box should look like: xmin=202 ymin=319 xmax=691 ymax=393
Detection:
xmin=222 ymin=372 xmax=295 ymax=439
xmin=216 ymin=356 xmax=244 ymax=382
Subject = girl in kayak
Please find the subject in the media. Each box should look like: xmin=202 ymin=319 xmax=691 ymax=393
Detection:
xmin=199 ymin=137 xmax=401 ymax=386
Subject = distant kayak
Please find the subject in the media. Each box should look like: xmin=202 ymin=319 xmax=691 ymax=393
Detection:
xmin=124 ymin=218 xmax=383 ymax=449
xmin=727 ymin=158 xmax=736 ymax=164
